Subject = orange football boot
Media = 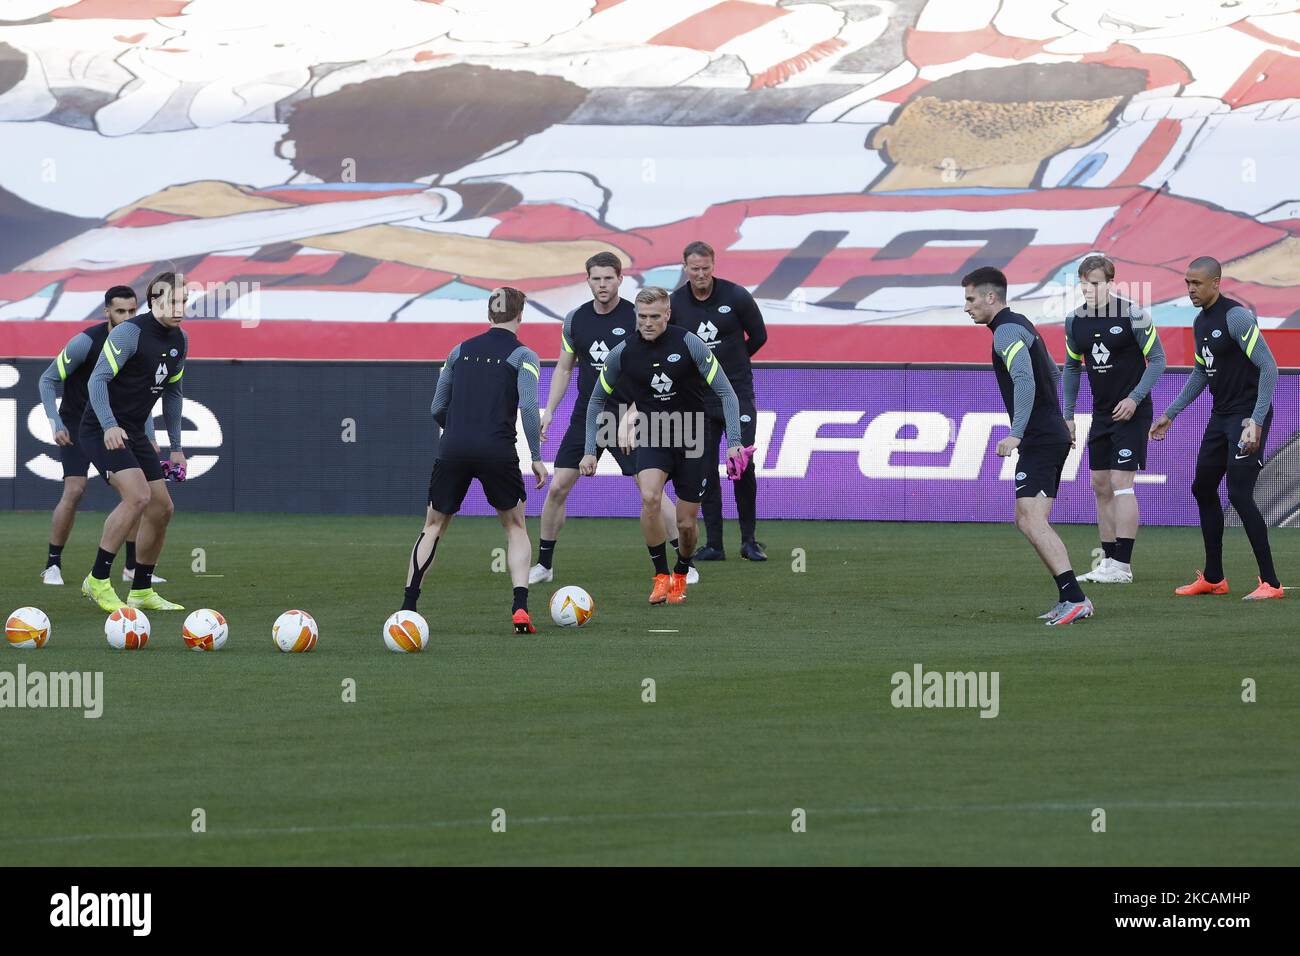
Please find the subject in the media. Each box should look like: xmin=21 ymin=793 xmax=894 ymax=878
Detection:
xmin=1174 ymin=571 xmax=1229 ymax=596
xmin=667 ymin=573 xmax=687 ymax=604
xmin=649 ymin=574 xmax=671 ymax=605
xmin=1242 ymin=579 xmax=1285 ymax=601
xmin=512 ymin=609 xmax=536 ymax=634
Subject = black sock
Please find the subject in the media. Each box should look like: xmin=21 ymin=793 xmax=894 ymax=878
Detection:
xmin=124 ymin=540 xmax=137 ymax=571
xmin=402 ymin=531 xmax=439 ymax=612
xmin=1101 ymin=540 xmax=1116 ymax=561
xmin=648 ymin=543 xmax=669 ymax=576
xmin=670 ymin=537 xmax=693 ymax=568
xmin=132 ymin=563 xmax=154 ymax=591
xmin=673 ymin=554 xmax=691 ymax=575
xmin=512 ymin=586 xmax=528 ymax=613
xmin=1054 ymin=570 xmax=1085 ymax=604
xmin=46 ymin=544 xmax=63 ymax=569
xmin=538 ymin=538 xmax=556 ymax=571
xmin=1114 ymin=537 xmax=1135 ymax=565
xmin=92 ymin=547 xmax=116 ymax=581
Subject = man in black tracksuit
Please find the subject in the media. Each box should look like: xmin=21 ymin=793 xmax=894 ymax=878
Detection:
xmin=962 ymin=266 xmax=1093 ymax=627
xmin=669 ymin=240 xmax=767 ymax=562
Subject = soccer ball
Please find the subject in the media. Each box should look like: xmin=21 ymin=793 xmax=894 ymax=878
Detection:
xmin=6 ymin=607 xmax=50 ymax=649
xmin=549 ymin=586 xmax=594 ymax=628
xmin=273 ymin=609 xmax=318 ymax=653
xmin=183 ymin=608 xmax=229 ymax=652
xmin=105 ymin=607 xmax=150 ymax=650
xmin=383 ymin=610 xmax=429 ymax=653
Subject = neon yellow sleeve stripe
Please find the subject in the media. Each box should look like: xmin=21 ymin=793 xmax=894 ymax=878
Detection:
xmin=1244 ymin=325 xmax=1260 ymax=358
xmin=520 ymin=362 xmax=539 ymax=379
xmin=57 ymin=351 xmax=68 ymax=379
xmin=561 ymin=334 xmax=574 ymax=354
xmin=1002 ymin=340 xmax=1024 ymax=368
xmin=167 ymin=368 xmax=184 ymax=383
xmin=599 ymin=370 xmax=613 ymax=394
xmin=704 ymin=353 xmax=719 ymax=385
xmin=103 ymin=342 xmax=119 ymax=375
xmin=1194 ymin=352 xmax=1205 ymax=366
xmin=1141 ymin=327 xmax=1157 ymax=356
xmin=1065 ymin=343 xmax=1082 ymax=361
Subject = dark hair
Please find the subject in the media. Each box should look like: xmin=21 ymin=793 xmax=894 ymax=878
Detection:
xmin=585 ymin=251 xmax=622 ymax=277
xmin=961 ymin=266 xmax=1008 ymax=301
xmin=682 ymin=240 xmax=715 ymax=262
xmin=1188 ymin=256 xmax=1222 ymax=279
xmin=489 ymin=286 xmax=526 ymax=324
xmin=147 ymin=272 xmax=181 ymax=305
xmin=1077 ymin=255 xmax=1115 ymax=281
xmin=104 ymin=285 xmax=137 ymax=307
xmin=921 ymin=62 xmax=1147 ymax=105
xmin=280 ymin=65 xmax=586 ymax=182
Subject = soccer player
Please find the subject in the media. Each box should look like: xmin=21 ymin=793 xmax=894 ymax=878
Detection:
xmin=529 ymin=252 xmax=697 ymax=586
xmin=400 ymin=286 xmax=548 ymax=634
xmin=669 ymin=241 xmax=767 ymax=562
xmin=582 ymin=287 xmax=743 ymax=605
xmin=962 ymin=267 xmax=1093 ymax=626
xmin=79 ymin=272 xmax=188 ymax=612
xmin=1063 ymin=255 xmax=1167 ymax=584
xmin=36 ymin=286 xmax=168 ymax=587
xmin=1150 ymin=257 xmax=1284 ymax=600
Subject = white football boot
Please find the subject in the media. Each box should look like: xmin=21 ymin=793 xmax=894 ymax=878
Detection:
xmin=40 ymin=565 xmax=64 ymax=585
xmin=1088 ymin=560 xmax=1133 ymax=584
xmin=528 ymin=563 xmax=554 ymax=585
xmin=686 ymin=566 xmax=699 ymax=585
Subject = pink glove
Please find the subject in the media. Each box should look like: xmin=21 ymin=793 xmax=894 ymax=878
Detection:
xmin=161 ymin=460 xmax=187 ymax=482
xmin=726 ymin=445 xmax=755 ymax=481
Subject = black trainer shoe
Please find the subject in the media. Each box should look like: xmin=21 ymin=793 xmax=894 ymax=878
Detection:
xmin=693 ymin=545 xmax=726 ymax=561
xmin=740 ymin=540 xmax=767 ymax=561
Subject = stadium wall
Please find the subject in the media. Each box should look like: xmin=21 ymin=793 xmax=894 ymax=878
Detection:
xmin=3 ymin=360 xmax=1297 ymax=527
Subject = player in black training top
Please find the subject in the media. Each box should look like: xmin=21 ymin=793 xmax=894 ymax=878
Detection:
xmin=582 ymin=286 xmax=743 ymax=607
xmin=1151 ymin=257 xmax=1284 ymax=600
xmin=1063 ymin=255 xmax=1167 ymax=585
xmin=529 ymin=252 xmax=697 ymax=587
xmin=397 ymin=286 xmax=548 ymax=635
xmin=79 ymin=272 xmax=189 ymax=614
xmin=36 ymin=286 xmax=169 ymax=588
xmin=962 ymin=267 xmax=1093 ymax=626
xmin=669 ymin=240 xmax=768 ymax=562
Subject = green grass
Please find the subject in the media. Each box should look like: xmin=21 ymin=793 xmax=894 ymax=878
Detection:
xmin=1 ymin=511 xmax=1296 ymax=865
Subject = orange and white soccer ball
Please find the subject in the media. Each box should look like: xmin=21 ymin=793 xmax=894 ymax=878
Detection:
xmin=6 ymin=607 xmax=51 ymax=649
xmin=549 ymin=586 xmax=594 ymax=628
xmin=105 ymin=606 xmax=150 ymax=649
xmin=273 ymin=610 xmax=317 ymax=653
xmin=183 ymin=608 xmax=228 ymax=651
xmin=383 ymin=610 xmax=429 ymax=653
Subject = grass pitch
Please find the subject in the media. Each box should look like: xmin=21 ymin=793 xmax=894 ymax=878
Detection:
xmin=1 ymin=511 xmax=1296 ymax=865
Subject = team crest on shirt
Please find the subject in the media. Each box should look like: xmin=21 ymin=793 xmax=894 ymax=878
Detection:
xmin=740 ymin=414 xmax=751 ymax=423
xmin=718 ymin=305 xmax=732 ymax=314
xmin=169 ymin=348 xmax=178 ymax=357
xmin=612 ymin=328 xmax=625 ymax=335
xmin=667 ymin=353 xmax=681 ymax=362
xmin=1212 ymin=329 xmax=1222 ymax=338
xmin=1109 ymin=326 xmax=1123 ymax=334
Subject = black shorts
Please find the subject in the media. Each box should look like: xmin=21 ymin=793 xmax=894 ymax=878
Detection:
xmin=60 ymin=439 xmax=92 ymax=479
xmin=79 ymin=422 xmax=163 ymax=484
xmin=1198 ymin=408 xmax=1273 ymax=474
xmin=427 ymin=458 xmax=526 ymax=514
xmin=1087 ymin=414 xmax=1151 ymax=472
xmin=554 ymin=415 xmax=637 ymax=475
xmin=1014 ymin=442 xmax=1070 ymax=499
xmin=636 ymin=446 xmax=708 ymax=504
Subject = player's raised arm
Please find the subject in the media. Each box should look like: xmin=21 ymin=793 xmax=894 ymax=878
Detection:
xmin=1227 ymin=305 xmax=1278 ymax=427
xmin=685 ymin=331 xmax=742 ymax=451
xmin=542 ymin=309 xmax=579 ymax=441
xmin=430 ymin=344 xmax=461 ymax=428
xmin=583 ymin=341 xmax=625 ymax=467
xmin=1128 ymin=306 xmax=1167 ymax=410
xmin=993 ymin=323 xmax=1036 ymax=440
xmin=39 ymin=331 xmax=95 ymax=443
xmin=88 ymin=321 xmax=143 ymax=445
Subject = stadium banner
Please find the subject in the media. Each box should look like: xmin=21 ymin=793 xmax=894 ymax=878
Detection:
xmin=2 ymin=359 xmax=1297 ymax=526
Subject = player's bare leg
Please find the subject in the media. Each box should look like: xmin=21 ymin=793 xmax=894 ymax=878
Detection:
xmin=1015 ymin=496 xmax=1092 ymax=625
xmin=531 ymin=467 xmax=578 ymax=583
xmin=126 ymin=478 xmax=181 ymax=609
xmin=81 ymin=467 xmax=149 ymax=611
xmin=499 ymin=501 xmax=536 ymax=633
xmin=637 ymin=468 xmax=673 ymax=604
xmin=668 ymin=498 xmax=698 ymax=604
xmin=660 ymin=492 xmax=698 ymax=585
xmin=402 ymin=505 xmax=451 ymax=612
xmin=122 ymin=515 xmax=165 ymax=584
xmin=1102 ymin=470 xmax=1139 ymax=582
xmin=42 ymin=476 xmax=86 ymax=584
xmin=1078 ymin=470 xmax=1114 ymax=582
